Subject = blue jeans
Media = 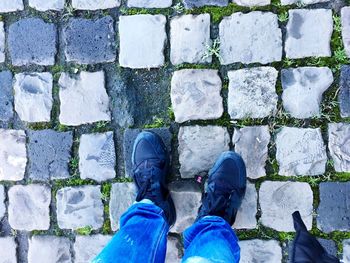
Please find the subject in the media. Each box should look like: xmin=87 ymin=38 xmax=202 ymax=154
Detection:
xmin=93 ymin=202 xmax=240 ymax=263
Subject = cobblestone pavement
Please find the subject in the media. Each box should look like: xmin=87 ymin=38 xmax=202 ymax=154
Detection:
xmin=0 ymin=0 xmax=349 ymax=262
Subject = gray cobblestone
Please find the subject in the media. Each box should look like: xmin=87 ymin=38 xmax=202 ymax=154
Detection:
xmin=8 ymin=18 xmax=57 ymax=66
xmin=342 ymin=7 xmax=350 ymax=58
xmin=56 ymin=186 xmax=104 ymax=230
xmin=14 ymin=72 xmax=53 ymax=123
xmin=28 ymin=0 xmax=65 ymax=11
xmin=343 ymin=239 xmax=350 ymax=263
xmin=339 ymin=65 xmax=350 ymax=117
xmin=166 ymin=236 xmax=182 ymax=263
xmin=74 ymin=235 xmax=112 ymax=263
xmin=171 ymin=69 xmax=223 ymax=123
xmin=259 ymin=181 xmax=313 ymax=231
xmin=0 ymin=129 xmax=27 ymax=181
xmin=72 ymin=0 xmax=120 ymax=10
xmin=170 ymin=14 xmax=211 ymax=65
xmin=0 ymin=237 xmax=17 ymax=263
xmin=328 ymin=123 xmax=350 ymax=172
xmin=233 ymin=0 xmax=270 ymax=6
xmin=183 ymin=0 xmax=228 ymax=8
xmin=0 ymin=0 xmax=24 ymax=13
xmin=28 ymin=130 xmax=72 ymax=181
xmin=285 ymin=9 xmax=333 ymax=59
xmin=0 ymin=22 xmax=4 ymax=63
xmin=0 ymin=71 xmax=14 ymax=122
xmin=8 ymin=184 xmax=51 ymax=231
xmin=0 ymin=185 xmax=5 ymax=220
xmin=239 ymin=239 xmax=282 ymax=263
xmin=63 ymin=17 xmax=116 ymax=64
xmin=282 ymin=0 xmax=329 ymax=4
xmin=220 ymin=12 xmax=282 ymax=64
xmin=128 ymin=0 xmax=172 ymax=8
xmin=119 ymin=15 xmax=166 ymax=68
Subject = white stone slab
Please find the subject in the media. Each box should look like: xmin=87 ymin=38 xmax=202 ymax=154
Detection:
xmin=72 ymin=0 xmax=120 ymax=10
xmin=74 ymin=235 xmax=112 ymax=263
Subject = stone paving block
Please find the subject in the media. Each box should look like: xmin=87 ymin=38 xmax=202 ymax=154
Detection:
xmin=123 ymin=128 xmax=172 ymax=177
xmin=259 ymin=181 xmax=313 ymax=232
xmin=0 ymin=129 xmax=26 ymax=181
xmin=0 ymin=0 xmax=24 ymax=12
xmin=128 ymin=0 xmax=172 ymax=7
xmin=72 ymin=0 xmax=120 ymax=10
xmin=0 ymin=237 xmax=17 ymax=263
xmin=233 ymin=182 xmax=258 ymax=229
xmin=219 ymin=12 xmax=282 ymax=64
xmin=232 ymin=126 xmax=270 ymax=179
xmin=74 ymin=235 xmax=112 ymax=263
xmin=0 ymin=22 xmax=4 ymax=63
xmin=63 ymin=17 xmax=116 ymax=64
xmin=0 ymin=185 xmax=5 ymax=220
xmin=28 ymin=130 xmax=72 ymax=181
xmin=169 ymin=182 xmax=202 ymax=233
xmin=170 ymin=14 xmax=211 ymax=65
xmin=29 ymin=0 xmax=65 ymax=11
xmin=59 ymin=71 xmax=111 ymax=126
xmin=171 ymin=69 xmax=223 ymax=123
xmin=8 ymin=18 xmax=57 ymax=66
xmin=178 ymin=125 xmax=230 ymax=178
xmin=328 ymin=123 xmax=350 ymax=172
xmin=343 ymin=239 xmax=350 ymax=263
xmin=79 ymin=132 xmax=116 ymax=182
xmin=14 ymin=72 xmax=53 ymax=123
xmin=276 ymin=127 xmax=327 ymax=176
xmin=119 ymin=15 xmax=166 ymax=68
xmin=0 ymin=71 xmax=14 ymax=121
xmin=282 ymin=0 xmax=329 ymax=4
xmin=166 ymin=236 xmax=182 ymax=263
xmin=28 ymin=236 xmax=71 ymax=263
xmin=56 ymin=186 xmax=104 ymax=230
xmin=342 ymin=7 xmax=350 ymax=58
xmin=281 ymin=67 xmax=333 ymax=118
xmin=8 ymin=184 xmax=51 ymax=231
xmin=339 ymin=65 xmax=350 ymax=117
xmin=109 ymin=183 xmax=136 ymax=231
xmin=285 ymin=9 xmax=333 ymax=59
xmin=233 ymin=0 xmax=270 ymax=6
xmin=228 ymin=67 xmax=278 ymax=119
xmin=239 ymin=239 xmax=282 ymax=263
xmin=183 ymin=0 xmax=228 ymax=8
xmin=317 ymin=182 xmax=350 ymax=233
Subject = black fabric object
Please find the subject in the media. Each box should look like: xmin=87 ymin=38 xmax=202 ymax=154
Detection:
xmin=292 ymin=211 xmax=340 ymax=263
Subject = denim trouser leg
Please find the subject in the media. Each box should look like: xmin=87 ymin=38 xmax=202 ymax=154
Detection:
xmin=93 ymin=202 xmax=169 ymax=263
xmin=182 ymin=216 xmax=240 ymax=263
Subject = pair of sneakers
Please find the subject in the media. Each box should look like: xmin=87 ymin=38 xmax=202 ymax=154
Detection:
xmin=132 ymin=131 xmax=247 ymax=226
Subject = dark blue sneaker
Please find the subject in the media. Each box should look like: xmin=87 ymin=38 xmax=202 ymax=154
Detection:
xmin=132 ymin=131 xmax=176 ymax=226
xmin=197 ymin=151 xmax=247 ymax=225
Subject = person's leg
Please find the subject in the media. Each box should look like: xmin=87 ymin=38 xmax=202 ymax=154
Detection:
xmin=182 ymin=151 xmax=247 ymax=263
xmin=93 ymin=131 xmax=176 ymax=263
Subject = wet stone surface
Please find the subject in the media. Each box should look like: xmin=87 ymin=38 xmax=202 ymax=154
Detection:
xmin=317 ymin=182 xmax=350 ymax=233
xmin=239 ymin=239 xmax=282 ymax=263
xmin=281 ymin=67 xmax=333 ymax=118
xmin=328 ymin=123 xmax=350 ymax=172
xmin=339 ymin=65 xmax=350 ymax=117
xmin=0 ymin=71 xmax=13 ymax=121
xmin=276 ymin=127 xmax=327 ymax=176
xmin=0 ymin=237 xmax=17 ymax=263
xmin=74 ymin=235 xmax=112 ymax=263
xmin=28 ymin=130 xmax=72 ymax=181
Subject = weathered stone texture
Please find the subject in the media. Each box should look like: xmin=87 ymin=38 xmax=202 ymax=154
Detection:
xmin=79 ymin=132 xmax=116 ymax=182
xmin=342 ymin=7 xmax=350 ymax=58
xmin=343 ymin=239 xmax=350 ymax=263
xmin=128 ymin=0 xmax=172 ymax=7
xmin=8 ymin=184 xmax=51 ymax=231
xmin=232 ymin=126 xmax=270 ymax=179
xmin=183 ymin=0 xmax=228 ymax=8
xmin=178 ymin=125 xmax=230 ymax=178
xmin=0 ymin=129 xmax=27 ymax=181
xmin=56 ymin=186 xmax=104 ymax=230
xmin=317 ymin=182 xmax=350 ymax=233
xmin=0 ymin=0 xmax=24 ymax=12
xmin=109 ymin=183 xmax=136 ymax=231
xmin=0 ymin=22 xmax=4 ymax=63
xmin=0 ymin=71 xmax=14 ymax=121
xmin=0 ymin=237 xmax=17 ymax=263
xmin=59 ymin=71 xmax=111 ymax=126
xmin=74 ymin=235 xmax=112 ymax=263
xmin=228 ymin=67 xmax=278 ymax=119
xmin=119 ymin=15 xmax=166 ymax=68
xmin=170 ymin=14 xmax=211 ymax=65
xmin=0 ymin=185 xmax=5 ymax=220
xmin=233 ymin=183 xmax=257 ymax=229
xmin=8 ymin=18 xmax=56 ymax=66
xmin=281 ymin=67 xmax=333 ymax=118
xmin=285 ymin=9 xmax=333 ymax=58
xmin=282 ymin=0 xmax=329 ymax=4
xmin=259 ymin=181 xmax=313 ymax=231
xmin=28 ymin=236 xmax=71 ymax=263
xmin=29 ymin=0 xmax=65 ymax=11
xmin=166 ymin=236 xmax=182 ymax=263
xmin=171 ymin=69 xmax=223 ymax=123
xmin=63 ymin=17 xmax=116 ymax=64
xmin=239 ymin=239 xmax=282 ymax=263
xmin=220 ymin=12 xmax=282 ymax=64
xmin=339 ymin=65 xmax=350 ymax=117
xmin=72 ymin=0 xmax=120 ymax=10
xmin=14 ymin=73 xmax=53 ymax=123
xmin=328 ymin=123 xmax=350 ymax=172
xmin=169 ymin=182 xmax=202 ymax=233
xmin=233 ymin=0 xmax=270 ymax=6
xmin=276 ymin=127 xmax=327 ymax=176
xmin=28 ymin=130 xmax=72 ymax=181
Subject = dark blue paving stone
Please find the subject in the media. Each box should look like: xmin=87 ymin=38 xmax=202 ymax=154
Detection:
xmin=0 ymin=71 xmax=13 ymax=121
xmin=123 ymin=128 xmax=172 ymax=177
xmin=8 ymin=18 xmax=57 ymax=66
xmin=317 ymin=182 xmax=350 ymax=233
xmin=182 ymin=0 xmax=228 ymax=8
xmin=63 ymin=16 xmax=116 ymax=64
xmin=28 ymin=129 xmax=73 ymax=181
xmin=339 ymin=65 xmax=350 ymax=117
